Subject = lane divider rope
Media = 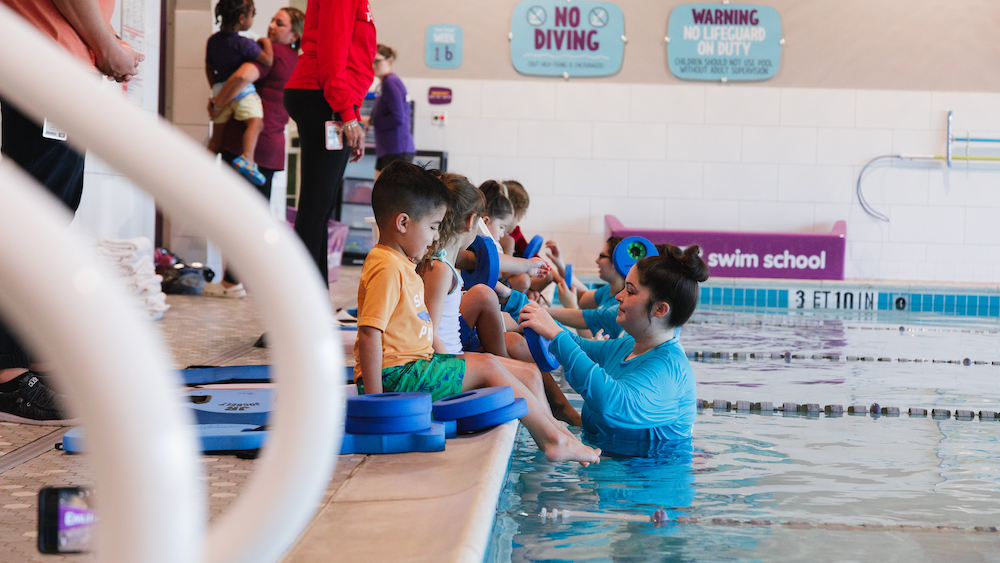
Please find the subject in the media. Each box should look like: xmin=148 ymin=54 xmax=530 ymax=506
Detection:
xmin=531 ymin=509 xmax=999 ymax=534
xmin=697 ymin=400 xmax=997 ymax=420
xmin=687 ymin=319 xmax=999 ymax=336
xmin=687 ymin=350 xmax=996 ymax=366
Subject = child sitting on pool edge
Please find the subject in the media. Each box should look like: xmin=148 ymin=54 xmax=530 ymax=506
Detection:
xmin=353 ymin=161 xmax=599 ymax=464
xmin=419 ymin=171 xmax=581 ymax=426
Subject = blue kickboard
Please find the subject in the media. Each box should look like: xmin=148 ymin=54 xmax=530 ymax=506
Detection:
xmin=346 ymin=392 xmax=432 ymax=418
xmin=188 ymin=388 xmax=273 ymax=426
xmin=345 ymin=412 xmax=432 ymax=434
xmin=198 ymin=424 xmax=268 ymax=451
xmin=524 ymin=328 xmax=561 ymax=372
xmin=441 ymin=418 xmax=457 ymax=438
xmin=340 ymin=421 xmax=446 ymax=454
xmin=182 ymin=364 xmax=356 ymax=385
xmin=612 ymin=236 xmax=659 ymax=278
xmin=523 ymin=235 xmax=544 ymax=259
xmin=461 ymin=235 xmax=501 ymax=289
xmin=432 ymin=386 xmax=515 ymax=421
xmin=456 ymin=398 xmax=529 ymax=434
xmin=182 ymin=365 xmax=271 ymax=385
xmin=62 ymin=424 xmax=267 ymax=454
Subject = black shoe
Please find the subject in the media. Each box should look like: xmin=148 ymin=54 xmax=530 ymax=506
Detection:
xmin=0 ymin=373 xmax=75 ymax=426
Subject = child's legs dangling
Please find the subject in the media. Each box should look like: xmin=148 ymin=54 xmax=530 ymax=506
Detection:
xmin=504 ymin=332 xmax=581 ymax=426
xmin=460 ymin=284 xmax=509 ymax=358
xmin=460 ymin=352 xmax=599 ymax=465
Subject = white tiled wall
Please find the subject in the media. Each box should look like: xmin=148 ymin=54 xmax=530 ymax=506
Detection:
xmin=402 ymin=78 xmax=1000 ymax=282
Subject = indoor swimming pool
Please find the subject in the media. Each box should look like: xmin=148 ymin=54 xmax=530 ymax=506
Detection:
xmin=488 ymin=307 xmax=1000 ymax=562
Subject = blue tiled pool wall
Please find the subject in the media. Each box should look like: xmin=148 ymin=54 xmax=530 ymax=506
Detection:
xmin=580 ymin=278 xmax=1000 ymax=317
xmin=698 ymin=287 xmax=1000 ymax=317
xmin=701 ymin=287 xmax=790 ymax=308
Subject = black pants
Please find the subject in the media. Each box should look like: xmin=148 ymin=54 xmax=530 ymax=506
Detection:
xmin=0 ymin=99 xmax=86 ymax=369
xmin=284 ymin=89 xmax=351 ymax=288
xmin=220 ymin=150 xmax=277 ymax=284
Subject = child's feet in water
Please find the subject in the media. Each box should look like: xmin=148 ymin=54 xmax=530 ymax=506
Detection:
xmin=544 ymin=435 xmax=601 ymax=466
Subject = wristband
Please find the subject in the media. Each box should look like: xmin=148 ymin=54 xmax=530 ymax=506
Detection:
xmin=344 ymin=119 xmax=361 ymax=129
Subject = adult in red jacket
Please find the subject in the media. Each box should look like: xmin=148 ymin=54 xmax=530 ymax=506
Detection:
xmin=284 ymin=0 xmax=375 ymax=286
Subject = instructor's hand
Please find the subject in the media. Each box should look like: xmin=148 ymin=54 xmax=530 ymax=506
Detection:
xmin=518 ymin=303 xmax=562 ymax=340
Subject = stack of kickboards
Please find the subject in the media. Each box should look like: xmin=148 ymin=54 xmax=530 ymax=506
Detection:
xmin=341 ymin=386 xmax=527 ymax=455
xmin=430 ymin=386 xmax=527 ymax=434
xmin=96 ymin=237 xmax=169 ymax=320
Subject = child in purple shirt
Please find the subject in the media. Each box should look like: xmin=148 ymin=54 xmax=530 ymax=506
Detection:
xmin=205 ymin=0 xmax=273 ymax=185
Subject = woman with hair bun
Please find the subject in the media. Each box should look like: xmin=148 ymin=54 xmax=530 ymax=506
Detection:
xmin=518 ymin=244 xmax=710 ymax=442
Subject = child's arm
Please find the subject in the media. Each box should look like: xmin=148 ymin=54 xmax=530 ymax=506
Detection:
xmin=578 ymin=289 xmax=599 ymax=309
xmin=205 ymin=63 xmax=216 ymax=88
xmin=500 ymin=255 xmax=549 ymax=278
xmin=454 ymin=249 xmax=549 ymax=280
xmin=210 ymin=63 xmax=262 ymax=112
xmin=255 ymin=36 xmax=273 ymax=67
xmin=421 ymin=261 xmax=453 ymax=354
xmin=545 ymin=308 xmax=588 ymax=330
xmin=543 ymin=240 xmax=566 ymax=278
xmin=357 ymin=326 xmax=384 ymax=395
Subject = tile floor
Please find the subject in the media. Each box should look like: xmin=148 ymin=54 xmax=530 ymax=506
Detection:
xmin=0 ymin=266 xmax=365 ymax=561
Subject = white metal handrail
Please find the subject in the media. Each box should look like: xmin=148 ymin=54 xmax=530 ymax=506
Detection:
xmin=0 ymin=5 xmax=343 ymax=563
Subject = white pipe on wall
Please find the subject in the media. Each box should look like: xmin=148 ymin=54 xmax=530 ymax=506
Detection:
xmin=0 ymin=4 xmax=343 ymax=563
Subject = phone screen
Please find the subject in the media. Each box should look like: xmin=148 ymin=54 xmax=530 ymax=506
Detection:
xmin=38 ymin=486 xmax=95 ymax=553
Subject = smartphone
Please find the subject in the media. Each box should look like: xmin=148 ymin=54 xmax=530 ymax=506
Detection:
xmin=37 ymin=486 xmax=96 ymax=554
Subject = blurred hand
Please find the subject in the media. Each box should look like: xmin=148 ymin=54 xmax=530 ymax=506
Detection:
xmin=207 ymin=99 xmax=223 ymax=120
xmin=345 ymin=122 xmax=365 ymax=162
xmin=544 ymin=240 xmax=562 ymax=261
xmin=97 ymin=39 xmax=143 ymax=83
xmin=525 ymin=257 xmax=550 ymax=278
xmin=554 ymin=274 xmax=578 ymax=309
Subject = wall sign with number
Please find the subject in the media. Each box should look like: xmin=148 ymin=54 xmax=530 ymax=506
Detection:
xmin=510 ymin=0 xmax=625 ymax=77
xmin=425 ymin=24 xmax=463 ymax=69
xmin=667 ymin=3 xmax=782 ymax=81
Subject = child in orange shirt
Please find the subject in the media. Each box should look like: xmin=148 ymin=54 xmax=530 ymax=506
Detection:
xmin=353 ymin=162 xmax=599 ymax=465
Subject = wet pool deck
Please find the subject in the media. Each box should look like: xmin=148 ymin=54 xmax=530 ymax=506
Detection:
xmin=0 ymin=266 xmax=517 ymax=562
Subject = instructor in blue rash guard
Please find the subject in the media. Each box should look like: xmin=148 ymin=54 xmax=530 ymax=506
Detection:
xmin=519 ymin=244 xmax=710 ymax=442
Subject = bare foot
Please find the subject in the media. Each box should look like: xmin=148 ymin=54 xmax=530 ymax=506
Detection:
xmin=544 ymin=435 xmax=601 ymax=466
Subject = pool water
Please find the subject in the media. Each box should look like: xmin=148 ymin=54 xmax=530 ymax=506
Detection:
xmin=487 ymin=307 xmax=1000 ymax=562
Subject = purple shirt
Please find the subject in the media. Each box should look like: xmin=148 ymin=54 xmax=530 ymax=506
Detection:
xmin=206 ymin=31 xmax=262 ymax=84
xmin=221 ymin=43 xmax=299 ymax=170
xmin=371 ymin=73 xmax=415 ymax=157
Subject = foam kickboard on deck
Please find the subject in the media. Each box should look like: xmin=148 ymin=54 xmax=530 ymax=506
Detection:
xmin=186 ymin=388 xmax=272 ymax=426
xmin=183 ymin=365 xmax=356 ymax=385
xmin=62 ymin=424 xmax=267 ymax=454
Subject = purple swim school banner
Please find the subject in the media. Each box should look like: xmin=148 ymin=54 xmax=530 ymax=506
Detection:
xmin=606 ymin=215 xmax=845 ymax=280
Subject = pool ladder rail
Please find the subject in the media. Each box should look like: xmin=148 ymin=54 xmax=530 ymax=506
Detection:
xmin=0 ymin=5 xmax=343 ymax=563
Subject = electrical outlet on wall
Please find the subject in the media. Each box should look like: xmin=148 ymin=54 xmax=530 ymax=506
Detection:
xmin=431 ymin=111 xmax=447 ymax=126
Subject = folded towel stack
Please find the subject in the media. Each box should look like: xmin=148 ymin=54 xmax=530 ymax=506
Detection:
xmin=96 ymin=237 xmax=170 ymax=321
